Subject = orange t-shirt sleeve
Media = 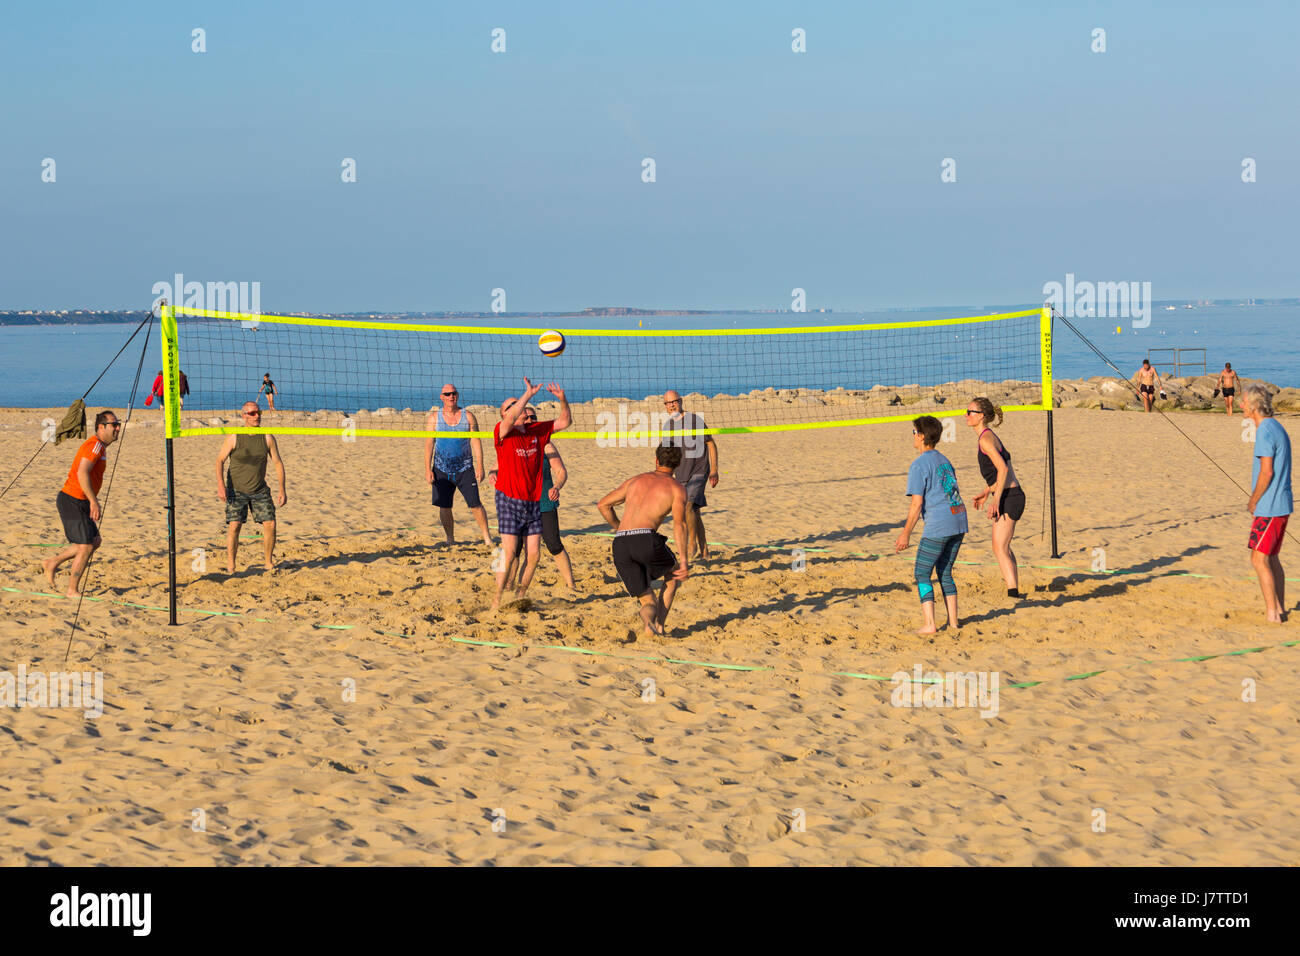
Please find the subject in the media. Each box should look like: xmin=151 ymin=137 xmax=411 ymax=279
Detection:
xmin=61 ymin=440 xmax=95 ymax=499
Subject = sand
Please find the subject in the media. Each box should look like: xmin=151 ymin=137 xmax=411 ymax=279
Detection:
xmin=1 ymin=399 xmax=1297 ymax=866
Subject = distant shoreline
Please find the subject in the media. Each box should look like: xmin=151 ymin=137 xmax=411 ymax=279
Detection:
xmin=4 ymin=300 xmax=1300 ymax=326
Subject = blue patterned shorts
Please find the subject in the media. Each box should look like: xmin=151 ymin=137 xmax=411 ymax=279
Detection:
xmin=495 ymin=489 xmax=542 ymax=537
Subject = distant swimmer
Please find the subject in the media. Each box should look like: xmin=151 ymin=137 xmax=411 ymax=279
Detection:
xmin=490 ymin=378 xmax=571 ymax=610
xmin=895 ymin=416 xmax=968 ymax=634
xmin=43 ymin=411 xmax=121 ymax=598
xmin=661 ymin=389 xmax=719 ymax=561
xmin=215 ymin=402 xmax=288 ymax=573
xmin=1242 ymin=384 xmax=1292 ymax=623
xmin=966 ymin=398 xmax=1025 ymax=599
xmin=597 ymin=445 xmax=690 ymax=638
xmin=424 ymin=382 xmax=493 ymax=547
xmin=1216 ymin=362 xmax=1239 ymax=416
xmin=260 ymin=372 xmax=278 ymax=412
xmin=1135 ymin=359 xmax=1163 ymax=413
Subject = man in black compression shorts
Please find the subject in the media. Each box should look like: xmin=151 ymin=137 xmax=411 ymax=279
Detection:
xmin=597 ymin=445 xmax=690 ymax=638
xmin=1135 ymin=359 xmax=1162 ymax=413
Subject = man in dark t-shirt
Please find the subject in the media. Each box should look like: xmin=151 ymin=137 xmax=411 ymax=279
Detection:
xmin=491 ymin=377 xmax=571 ymax=609
xmin=661 ymin=389 xmax=719 ymax=561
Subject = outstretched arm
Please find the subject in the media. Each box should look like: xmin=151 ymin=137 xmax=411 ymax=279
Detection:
xmin=895 ymin=495 xmax=924 ymax=551
xmin=1248 ymin=457 xmax=1274 ymax=515
xmin=500 ymin=378 xmax=540 ymax=434
xmin=597 ymin=478 xmax=631 ymax=530
xmin=670 ymin=485 xmax=689 ymax=579
xmin=547 ymin=384 xmax=571 ymax=431
xmin=266 ymin=435 xmax=287 ymax=506
xmin=423 ymin=412 xmax=437 ymax=482
xmin=545 ymin=442 xmax=566 ymax=499
xmin=981 ymin=432 xmax=1009 ymax=519
xmin=215 ymin=435 xmax=236 ymax=502
xmin=468 ymin=411 xmax=485 ymax=481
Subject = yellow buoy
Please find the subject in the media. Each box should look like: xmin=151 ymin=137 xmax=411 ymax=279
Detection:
xmin=1115 ymin=325 xmax=1122 ymax=334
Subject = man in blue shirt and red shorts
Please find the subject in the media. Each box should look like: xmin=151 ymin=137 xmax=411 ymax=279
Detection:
xmin=1242 ymin=384 xmax=1293 ymax=623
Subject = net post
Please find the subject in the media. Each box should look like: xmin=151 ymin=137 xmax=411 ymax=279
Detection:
xmin=166 ymin=433 xmax=178 ymax=626
xmin=160 ymin=302 xmax=180 ymax=625
xmin=1043 ymin=305 xmax=1061 ymax=559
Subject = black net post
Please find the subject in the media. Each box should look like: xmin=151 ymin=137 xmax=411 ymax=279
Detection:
xmin=166 ymin=436 xmax=178 ymax=625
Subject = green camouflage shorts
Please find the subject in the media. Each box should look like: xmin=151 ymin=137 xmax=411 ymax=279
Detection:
xmin=225 ymin=484 xmax=276 ymax=524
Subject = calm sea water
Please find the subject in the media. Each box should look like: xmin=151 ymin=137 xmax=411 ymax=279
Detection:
xmin=1 ymin=305 xmax=1295 ymax=410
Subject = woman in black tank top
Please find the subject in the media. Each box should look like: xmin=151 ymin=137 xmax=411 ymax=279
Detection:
xmin=965 ymin=397 xmax=1025 ymax=599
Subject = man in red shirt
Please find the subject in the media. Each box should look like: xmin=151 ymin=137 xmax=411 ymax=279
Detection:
xmin=43 ymin=410 xmax=121 ymax=598
xmin=491 ymin=378 xmax=571 ymax=610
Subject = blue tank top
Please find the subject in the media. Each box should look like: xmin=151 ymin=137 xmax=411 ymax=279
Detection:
xmin=433 ymin=408 xmax=473 ymax=475
xmin=539 ymin=457 xmax=558 ymax=513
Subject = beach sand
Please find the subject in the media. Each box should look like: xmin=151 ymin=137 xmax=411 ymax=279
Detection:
xmin=1 ymin=400 xmax=1297 ymax=865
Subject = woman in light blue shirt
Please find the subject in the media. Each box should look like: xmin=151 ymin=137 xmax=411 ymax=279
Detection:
xmin=896 ymin=415 xmax=969 ymax=633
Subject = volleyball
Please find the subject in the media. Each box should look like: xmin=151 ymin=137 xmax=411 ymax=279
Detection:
xmin=538 ymin=329 xmax=566 ymax=357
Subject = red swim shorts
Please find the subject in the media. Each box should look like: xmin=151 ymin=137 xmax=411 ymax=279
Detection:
xmin=1248 ymin=515 xmax=1288 ymax=556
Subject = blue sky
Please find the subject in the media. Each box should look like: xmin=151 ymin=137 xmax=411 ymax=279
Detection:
xmin=1 ymin=1 xmax=1296 ymax=312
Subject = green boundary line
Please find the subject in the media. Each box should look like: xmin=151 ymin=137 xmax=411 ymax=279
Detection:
xmin=3 ymin=584 xmax=1295 ymax=693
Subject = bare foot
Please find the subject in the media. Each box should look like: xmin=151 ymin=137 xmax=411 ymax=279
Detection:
xmin=226 ymin=559 xmax=236 ymax=574
xmin=264 ymin=562 xmax=276 ymax=572
xmin=41 ymin=558 xmax=58 ymax=589
xmin=66 ymin=588 xmax=81 ymax=599
xmin=917 ymin=625 xmax=937 ymax=634
xmin=488 ymin=599 xmax=500 ymax=612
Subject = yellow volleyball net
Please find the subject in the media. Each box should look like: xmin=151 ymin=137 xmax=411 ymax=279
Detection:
xmin=159 ymin=304 xmax=1052 ymax=441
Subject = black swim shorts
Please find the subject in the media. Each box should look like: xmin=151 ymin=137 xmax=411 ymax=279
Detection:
xmin=433 ymin=466 xmax=482 ymax=510
xmin=56 ymin=491 xmax=99 ymax=545
xmin=998 ymin=486 xmax=1027 ymax=522
xmin=611 ymin=529 xmax=677 ymax=598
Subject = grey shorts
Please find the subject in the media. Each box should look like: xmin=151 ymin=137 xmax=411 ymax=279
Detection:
xmin=683 ymin=474 xmax=707 ymax=509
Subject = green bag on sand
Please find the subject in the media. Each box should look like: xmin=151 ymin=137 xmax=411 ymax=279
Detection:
xmin=55 ymin=400 xmax=86 ymax=445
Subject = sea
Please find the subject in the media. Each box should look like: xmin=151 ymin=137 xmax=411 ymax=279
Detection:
xmin=1 ymin=304 xmax=1296 ymax=410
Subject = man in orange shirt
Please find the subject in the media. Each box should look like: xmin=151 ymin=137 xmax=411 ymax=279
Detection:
xmin=43 ymin=410 xmax=121 ymax=598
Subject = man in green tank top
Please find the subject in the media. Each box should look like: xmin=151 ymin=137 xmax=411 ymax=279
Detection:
xmin=215 ymin=402 xmax=288 ymax=573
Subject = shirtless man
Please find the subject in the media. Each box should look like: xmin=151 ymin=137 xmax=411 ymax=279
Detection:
xmin=1135 ymin=359 xmax=1163 ymax=413
xmin=1217 ymin=362 xmax=1239 ymax=416
xmin=597 ymin=445 xmax=690 ymax=637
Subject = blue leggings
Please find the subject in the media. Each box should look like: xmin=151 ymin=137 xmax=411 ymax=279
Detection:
xmin=915 ymin=534 xmax=964 ymax=602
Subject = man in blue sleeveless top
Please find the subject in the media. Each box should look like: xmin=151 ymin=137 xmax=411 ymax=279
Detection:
xmin=424 ymin=383 xmax=493 ymax=547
